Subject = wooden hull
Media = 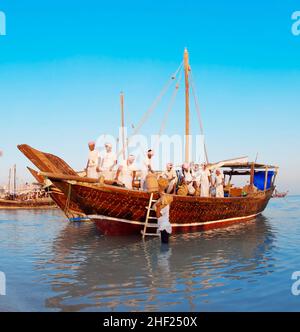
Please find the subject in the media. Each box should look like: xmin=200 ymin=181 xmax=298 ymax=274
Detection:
xmin=64 ymin=182 xmax=273 ymax=235
xmin=18 ymin=144 xmax=274 ymax=235
xmin=27 ymin=167 xmax=88 ymax=221
xmin=91 ymin=213 xmax=262 ymax=236
xmin=0 ymin=198 xmax=55 ymax=210
xmin=49 ymin=190 xmax=89 ymax=221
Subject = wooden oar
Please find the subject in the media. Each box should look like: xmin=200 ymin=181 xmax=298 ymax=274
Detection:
xmin=38 ymin=171 xmax=122 ymax=187
xmin=38 ymin=172 xmax=99 ymax=184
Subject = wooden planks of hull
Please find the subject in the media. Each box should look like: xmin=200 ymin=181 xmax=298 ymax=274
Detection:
xmin=27 ymin=167 xmax=87 ymax=220
xmin=91 ymin=213 xmax=262 ymax=236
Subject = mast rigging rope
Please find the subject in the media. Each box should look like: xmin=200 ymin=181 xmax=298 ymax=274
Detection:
xmin=190 ymin=70 xmax=209 ymax=163
xmin=158 ymin=65 xmax=183 ymax=137
xmin=117 ymin=61 xmax=184 ymax=160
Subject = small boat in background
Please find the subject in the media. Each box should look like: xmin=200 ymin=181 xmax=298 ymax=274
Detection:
xmin=0 ymin=197 xmax=54 ymax=209
xmin=272 ymin=190 xmax=288 ymax=198
xmin=0 ymin=164 xmax=56 ymax=210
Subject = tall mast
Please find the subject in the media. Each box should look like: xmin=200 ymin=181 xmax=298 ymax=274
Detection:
xmin=8 ymin=167 xmax=11 ymax=195
xmin=184 ymin=48 xmax=190 ymax=163
xmin=13 ymin=164 xmax=17 ymax=199
xmin=120 ymin=92 xmax=126 ymax=160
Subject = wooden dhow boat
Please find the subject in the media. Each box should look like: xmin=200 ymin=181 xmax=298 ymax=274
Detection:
xmin=0 ymin=197 xmax=55 ymax=210
xmin=17 ymin=143 xmax=277 ymax=235
xmin=18 ymin=49 xmax=278 ymax=235
xmin=272 ymin=189 xmax=288 ymax=198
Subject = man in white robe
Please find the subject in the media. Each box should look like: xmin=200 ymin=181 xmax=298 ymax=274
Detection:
xmin=99 ymin=143 xmax=117 ymax=180
xmin=182 ymin=163 xmax=195 ymax=195
xmin=191 ymin=163 xmax=201 ymax=193
xmin=161 ymin=163 xmax=177 ymax=194
xmin=86 ymin=141 xmax=100 ymax=179
xmin=115 ymin=155 xmax=136 ymax=190
xmin=214 ymin=169 xmax=225 ymax=198
xmin=140 ymin=149 xmax=154 ymax=190
xmin=200 ymin=164 xmax=211 ymax=197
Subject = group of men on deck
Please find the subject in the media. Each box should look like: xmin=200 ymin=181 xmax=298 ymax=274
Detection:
xmin=86 ymin=141 xmax=225 ymax=197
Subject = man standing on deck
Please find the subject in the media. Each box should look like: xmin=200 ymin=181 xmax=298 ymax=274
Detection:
xmin=86 ymin=141 xmax=100 ymax=179
xmin=140 ymin=149 xmax=155 ymax=190
xmin=192 ymin=163 xmax=201 ymax=194
xmin=161 ymin=163 xmax=178 ymax=194
xmin=200 ymin=163 xmax=212 ymax=197
xmin=115 ymin=155 xmax=136 ymax=190
xmin=99 ymin=143 xmax=117 ymax=181
xmin=214 ymin=169 xmax=225 ymax=198
xmin=182 ymin=163 xmax=195 ymax=195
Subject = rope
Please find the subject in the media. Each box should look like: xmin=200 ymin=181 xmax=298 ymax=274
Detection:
xmin=190 ymin=71 xmax=204 ymax=135
xmin=117 ymin=61 xmax=184 ymax=160
xmin=64 ymin=183 xmax=72 ymax=215
xmin=145 ymin=64 xmax=183 ymax=158
xmin=190 ymin=70 xmax=209 ymax=163
xmin=158 ymin=65 xmax=183 ymax=136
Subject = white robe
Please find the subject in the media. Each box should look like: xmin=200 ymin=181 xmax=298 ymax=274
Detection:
xmin=100 ymin=151 xmax=116 ymax=180
xmin=192 ymin=169 xmax=202 ymax=188
xmin=118 ymin=160 xmax=136 ymax=189
xmin=200 ymin=169 xmax=211 ymax=197
xmin=215 ymin=173 xmax=224 ymax=198
xmin=183 ymin=170 xmax=195 ymax=195
xmin=161 ymin=169 xmax=177 ymax=194
xmin=140 ymin=156 xmax=153 ymax=190
xmin=87 ymin=150 xmax=100 ymax=179
xmin=157 ymin=205 xmax=172 ymax=234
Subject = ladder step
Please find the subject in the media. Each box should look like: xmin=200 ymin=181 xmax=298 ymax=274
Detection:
xmin=145 ymin=223 xmax=158 ymax=228
xmin=142 ymin=193 xmax=159 ymax=238
xmin=141 ymin=231 xmax=159 ymax=236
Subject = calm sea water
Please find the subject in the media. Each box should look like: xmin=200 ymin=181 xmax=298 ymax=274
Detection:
xmin=0 ymin=196 xmax=300 ymax=312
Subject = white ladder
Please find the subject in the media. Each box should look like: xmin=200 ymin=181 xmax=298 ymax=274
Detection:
xmin=141 ymin=192 xmax=160 ymax=239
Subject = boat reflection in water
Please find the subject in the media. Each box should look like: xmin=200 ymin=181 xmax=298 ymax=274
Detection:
xmin=36 ymin=216 xmax=275 ymax=311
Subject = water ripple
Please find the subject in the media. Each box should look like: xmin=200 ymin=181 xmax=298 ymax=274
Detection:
xmin=1 ymin=196 xmax=300 ymax=311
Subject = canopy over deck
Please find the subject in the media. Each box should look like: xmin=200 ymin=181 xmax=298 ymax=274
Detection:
xmin=218 ymin=162 xmax=278 ymax=191
xmin=220 ymin=162 xmax=278 ymax=170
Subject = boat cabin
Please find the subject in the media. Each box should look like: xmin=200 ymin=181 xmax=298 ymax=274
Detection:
xmin=221 ymin=162 xmax=278 ymax=197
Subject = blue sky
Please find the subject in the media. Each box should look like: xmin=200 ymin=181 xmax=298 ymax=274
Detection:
xmin=0 ymin=0 xmax=299 ymax=193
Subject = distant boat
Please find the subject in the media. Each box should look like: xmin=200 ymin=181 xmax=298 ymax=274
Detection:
xmin=272 ymin=190 xmax=288 ymax=198
xmin=0 ymin=164 xmax=55 ymax=210
xmin=0 ymin=197 xmax=54 ymax=209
